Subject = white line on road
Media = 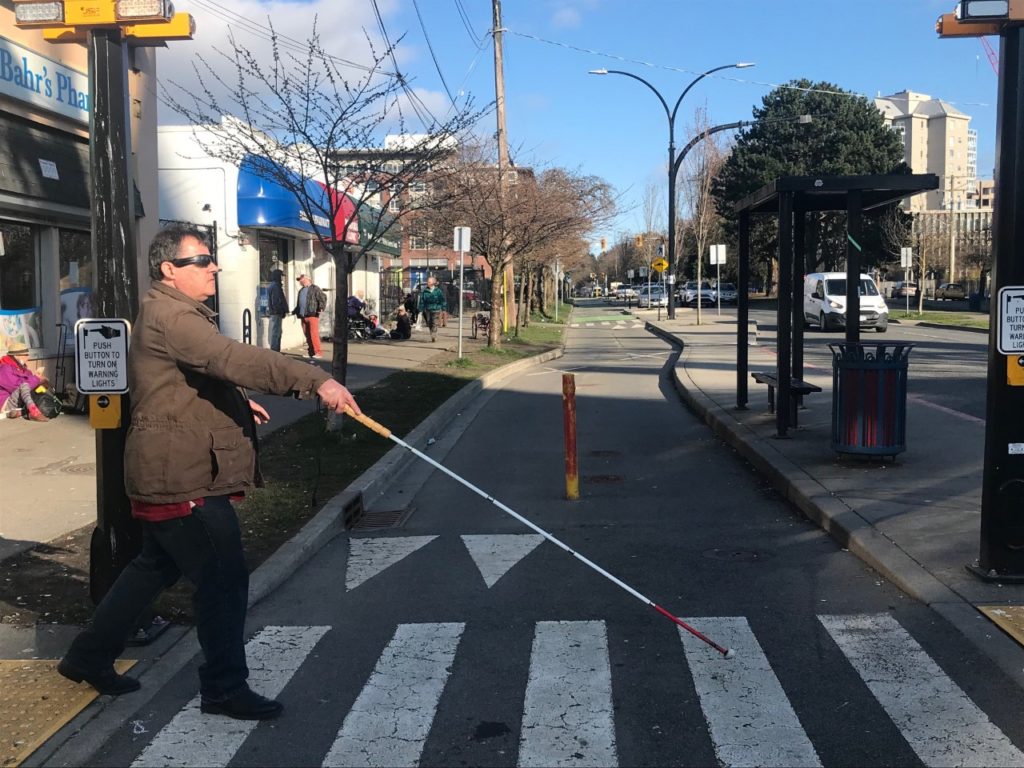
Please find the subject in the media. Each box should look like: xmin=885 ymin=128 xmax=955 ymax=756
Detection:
xmin=820 ymin=613 xmax=1024 ymax=767
xmin=907 ymin=394 xmax=986 ymax=425
xmin=132 ymin=625 xmax=330 ymax=768
xmin=679 ymin=617 xmax=821 ymax=767
xmin=525 ymin=365 xmax=587 ymax=377
xmin=322 ymin=622 xmax=465 ymax=768
xmin=519 ymin=620 xmax=618 ymax=768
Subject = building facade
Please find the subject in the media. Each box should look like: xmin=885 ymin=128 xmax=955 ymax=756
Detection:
xmin=0 ymin=12 xmax=159 ymax=380
xmin=875 ymin=89 xmax=993 ymax=285
xmin=158 ymin=122 xmax=398 ymax=347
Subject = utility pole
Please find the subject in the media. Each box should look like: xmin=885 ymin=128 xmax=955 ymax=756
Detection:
xmin=492 ymin=0 xmax=515 ymax=333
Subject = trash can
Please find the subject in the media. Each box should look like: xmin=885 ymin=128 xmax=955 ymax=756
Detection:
xmin=829 ymin=342 xmax=914 ymax=457
xmin=968 ymin=292 xmax=982 ymax=312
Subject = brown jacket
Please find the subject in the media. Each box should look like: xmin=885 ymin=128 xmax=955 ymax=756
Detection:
xmin=124 ymin=282 xmax=330 ymax=503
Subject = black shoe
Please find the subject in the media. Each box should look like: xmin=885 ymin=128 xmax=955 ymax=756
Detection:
xmin=200 ymin=687 xmax=283 ymax=720
xmin=57 ymin=658 xmax=141 ymax=696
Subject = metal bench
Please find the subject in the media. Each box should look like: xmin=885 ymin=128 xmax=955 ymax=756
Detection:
xmin=750 ymin=371 xmax=822 ymax=416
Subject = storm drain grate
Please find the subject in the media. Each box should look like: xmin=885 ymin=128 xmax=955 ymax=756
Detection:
xmin=583 ymin=474 xmax=623 ymax=484
xmin=589 ymin=450 xmax=622 ymax=458
xmin=352 ymin=509 xmax=409 ymax=530
xmin=60 ymin=463 xmax=96 ymax=475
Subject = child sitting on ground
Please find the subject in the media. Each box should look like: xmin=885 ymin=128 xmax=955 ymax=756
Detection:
xmin=0 ymin=348 xmax=50 ymax=421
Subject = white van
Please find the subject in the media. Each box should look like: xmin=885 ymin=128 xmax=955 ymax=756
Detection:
xmin=803 ymin=272 xmax=888 ymax=333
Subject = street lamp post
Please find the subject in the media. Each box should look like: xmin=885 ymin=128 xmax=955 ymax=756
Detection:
xmin=589 ymin=63 xmax=755 ymax=319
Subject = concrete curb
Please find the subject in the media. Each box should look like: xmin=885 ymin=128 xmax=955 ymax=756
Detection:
xmin=915 ymin=321 xmax=989 ymax=335
xmin=33 ymin=344 xmax=564 ymax=768
xmin=645 ymin=322 xmax=961 ymax=606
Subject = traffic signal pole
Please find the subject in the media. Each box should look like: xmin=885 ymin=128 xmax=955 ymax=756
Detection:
xmin=88 ymin=27 xmax=141 ymax=603
xmin=973 ymin=24 xmax=1024 ymax=581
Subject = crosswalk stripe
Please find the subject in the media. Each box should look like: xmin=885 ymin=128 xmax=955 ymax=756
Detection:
xmin=518 ymin=620 xmax=617 ymax=768
xmin=679 ymin=617 xmax=821 ymax=767
xmin=132 ymin=625 xmax=329 ymax=768
xmin=322 ymin=622 xmax=465 ymax=768
xmin=346 ymin=536 xmax=437 ymax=591
xmin=461 ymin=534 xmax=545 ymax=587
xmin=820 ymin=614 xmax=1024 ymax=767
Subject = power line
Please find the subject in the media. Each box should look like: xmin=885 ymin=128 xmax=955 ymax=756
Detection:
xmin=412 ymin=0 xmax=457 ymax=106
xmin=503 ymin=28 xmax=984 ymax=107
xmin=187 ymin=0 xmax=395 ymax=77
xmin=453 ymin=0 xmax=483 ymax=49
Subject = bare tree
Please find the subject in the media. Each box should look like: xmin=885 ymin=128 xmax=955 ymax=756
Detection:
xmin=679 ymin=107 xmax=727 ymax=323
xmin=427 ymin=142 xmax=616 ymax=345
xmin=161 ymin=18 xmax=483 ymax=386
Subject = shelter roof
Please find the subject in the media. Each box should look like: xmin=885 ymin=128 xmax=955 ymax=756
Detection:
xmin=733 ymin=174 xmax=939 ymax=215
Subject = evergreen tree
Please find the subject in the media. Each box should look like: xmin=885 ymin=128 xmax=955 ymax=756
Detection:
xmin=713 ymin=79 xmax=907 ymax=292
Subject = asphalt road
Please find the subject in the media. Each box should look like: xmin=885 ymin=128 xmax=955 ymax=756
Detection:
xmin=81 ymin=304 xmax=1022 ymax=768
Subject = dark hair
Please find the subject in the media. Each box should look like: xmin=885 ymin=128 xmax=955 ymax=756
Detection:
xmin=148 ymin=224 xmax=210 ymax=280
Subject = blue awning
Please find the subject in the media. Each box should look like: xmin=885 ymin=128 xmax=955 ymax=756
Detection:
xmin=236 ymin=155 xmax=332 ymax=238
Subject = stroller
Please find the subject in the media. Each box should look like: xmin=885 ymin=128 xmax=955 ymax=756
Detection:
xmin=348 ymin=316 xmax=370 ymax=341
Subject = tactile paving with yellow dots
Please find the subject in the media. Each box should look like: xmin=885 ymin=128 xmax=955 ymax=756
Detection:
xmin=0 ymin=658 xmax=135 ymax=767
xmin=979 ymin=605 xmax=1024 ymax=648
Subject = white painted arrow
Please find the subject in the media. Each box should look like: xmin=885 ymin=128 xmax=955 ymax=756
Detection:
xmin=346 ymin=536 xmax=437 ymax=591
xmin=461 ymin=534 xmax=544 ymax=588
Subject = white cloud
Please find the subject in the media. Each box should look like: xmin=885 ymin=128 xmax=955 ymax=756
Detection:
xmin=156 ymin=0 xmax=450 ymax=139
xmin=551 ymin=7 xmax=582 ymax=28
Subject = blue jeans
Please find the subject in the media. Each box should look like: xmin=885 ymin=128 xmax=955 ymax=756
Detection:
xmin=268 ymin=314 xmax=283 ymax=351
xmin=65 ymin=496 xmax=250 ymax=700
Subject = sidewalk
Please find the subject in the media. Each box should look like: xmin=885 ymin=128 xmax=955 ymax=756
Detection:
xmin=638 ymin=306 xmax=1024 ymax=685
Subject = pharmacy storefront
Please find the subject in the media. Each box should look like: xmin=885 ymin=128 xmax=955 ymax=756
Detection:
xmin=0 ymin=34 xmax=92 ymax=360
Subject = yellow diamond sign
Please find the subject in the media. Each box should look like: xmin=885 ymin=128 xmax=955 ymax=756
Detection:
xmin=651 ymin=257 xmax=669 ymax=273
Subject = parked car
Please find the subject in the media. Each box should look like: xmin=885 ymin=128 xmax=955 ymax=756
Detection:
xmin=615 ymin=285 xmax=638 ymax=301
xmin=637 ymin=285 xmax=667 ymax=308
xmin=679 ymin=280 xmax=715 ymax=305
xmin=893 ymin=281 xmax=919 ymax=299
xmin=714 ymin=283 xmax=738 ymax=304
xmin=935 ymin=282 xmax=966 ymax=300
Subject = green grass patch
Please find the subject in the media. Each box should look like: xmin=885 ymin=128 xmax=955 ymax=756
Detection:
xmin=895 ymin=310 xmax=989 ymax=329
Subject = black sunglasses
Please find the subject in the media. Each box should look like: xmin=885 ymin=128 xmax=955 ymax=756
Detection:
xmin=170 ymin=253 xmax=216 ymax=268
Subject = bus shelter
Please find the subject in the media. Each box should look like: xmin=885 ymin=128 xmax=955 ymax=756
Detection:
xmin=732 ymin=174 xmax=939 ymax=437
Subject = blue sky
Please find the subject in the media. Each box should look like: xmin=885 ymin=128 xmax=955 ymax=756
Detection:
xmin=167 ymin=0 xmax=999 ymax=240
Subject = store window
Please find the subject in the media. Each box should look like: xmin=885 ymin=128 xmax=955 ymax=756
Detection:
xmin=258 ymin=234 xmax=290 ymax=278
xmin=0 ymin=221 xmax=42 ymax=351
xmin=59 ymin=228 xmax=93 ymax=343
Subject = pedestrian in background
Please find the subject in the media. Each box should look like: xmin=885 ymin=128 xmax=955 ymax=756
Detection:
xmin=294 ymin=273 xmax=327 ymax=359
xmin=58 ymin=224 xmax=361 ymax=721
xmin=418 ymin=276 xmax=447 ymax=343
xmin=402 ymin=291 xmax=418 ymax=325
xmin=267 ymin=269 xmax=288 ymax=352
xmin=390 ymin=305 xmax=412 ymax=340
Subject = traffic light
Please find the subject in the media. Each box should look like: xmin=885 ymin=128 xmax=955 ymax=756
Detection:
xmin=635 ymin=234 xmax=644 ymax=248
xmin=600 ymin=237 xmax=607 ymax=252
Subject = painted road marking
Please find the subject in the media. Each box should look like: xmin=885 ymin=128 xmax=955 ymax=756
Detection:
xmin=820 ymin=613 xmax=1024 ymax=767
xmin=679 ymin=617 xmax=821 ymax=767
xmin=519 ymin=620 xmax=617 ymax=768
xmin=322 ymin=623 xmax=465 ymax=767
xmin=346 ymin=536 xmax=437 ymax=591
xmin=132 ymin=625 xmax=329 ymax=768
xmin=461 ymin=534 xmax=545 ymax=588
